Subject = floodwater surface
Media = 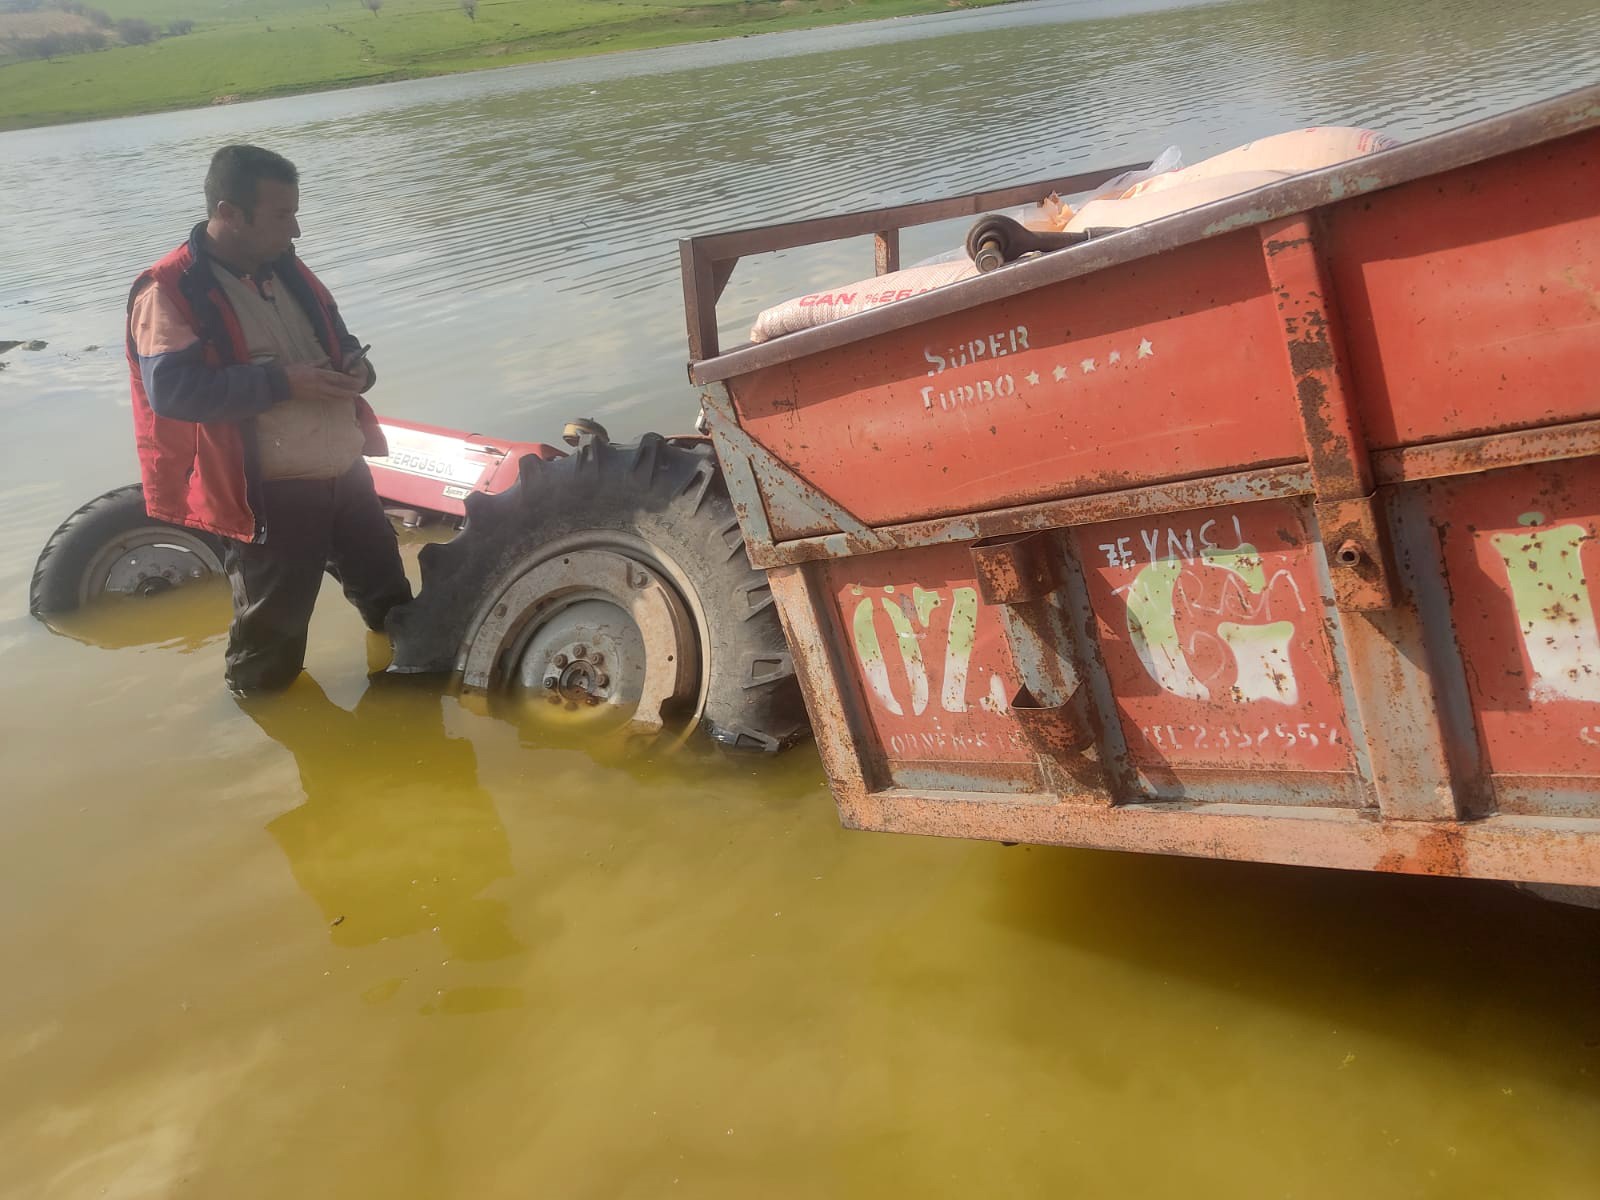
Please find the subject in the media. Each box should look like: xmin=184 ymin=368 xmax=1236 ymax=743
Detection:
xmin=3 ymin=0 xmax=1600 ymax=1195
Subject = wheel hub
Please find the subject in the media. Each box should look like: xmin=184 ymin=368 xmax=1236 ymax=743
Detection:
xmin=514 ymin=607 xmax=647 ymax=711
xmin=466 ymin=547 xmax=700 ymax=733
xmin=90 ymin=534 xmax=223 ymax=604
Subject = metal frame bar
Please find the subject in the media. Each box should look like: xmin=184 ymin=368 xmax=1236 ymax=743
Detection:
xmin=1260 ymin=213 xmax=1398 ymax=611
xmin=706 ymin=415 xmax=1600 ymax=571
xmin=765 ymin=563 xmax=880 ymax=795
xmin=678 ymin=162 xmax=1146 ymax=360
xmin=831 ymin=793 xmax=1600 ymax=886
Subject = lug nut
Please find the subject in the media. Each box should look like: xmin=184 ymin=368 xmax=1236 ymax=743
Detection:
xmin=596 ymin=673 xmax=610 ymax=688
xmin=542 ymin=676 xmax=558 ymax=690
xmin=589 ymin=652 xmax=604 ymax=667
xmin=573 ymin=644 xmax=588 ymax=660
xmin=552 ymin=653 xmax=568 ymax=668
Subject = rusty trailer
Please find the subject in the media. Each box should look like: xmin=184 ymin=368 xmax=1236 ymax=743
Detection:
xmin=680 ymin=84 xmax=1600 ymax=887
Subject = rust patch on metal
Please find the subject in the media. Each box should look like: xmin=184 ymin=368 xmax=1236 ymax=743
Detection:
xmin=1263 ymin=234 xmax=1312 ymax=256
xmin=1374 ymin=826 xmax=1468 ymax=876
xmin=1317 ymin=494 xmax=1399 ymax=609
xmin=1287 ymin=326 xmax=1335 ymax=378
xmin=971 ymin=530 xmax=1064 ymax=605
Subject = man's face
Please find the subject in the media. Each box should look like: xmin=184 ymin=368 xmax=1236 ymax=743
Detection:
xmin=220 ymin=178 xmax=301 ymax=265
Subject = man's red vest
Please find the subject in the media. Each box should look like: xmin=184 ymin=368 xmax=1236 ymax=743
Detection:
xmin=126 ymin=231 xmax=388 ymax=543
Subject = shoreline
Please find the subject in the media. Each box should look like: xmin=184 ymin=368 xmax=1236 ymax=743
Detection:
xmin=0 ymin=0 xmax=1023 ymax=133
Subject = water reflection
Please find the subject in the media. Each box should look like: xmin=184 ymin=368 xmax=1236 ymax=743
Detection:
xmin=241 ymin=675 xmax=523 ymax=994
xmin=997 ymin=847 xmax=1600 ymax=1103
xmin=33 ymin=579 xmax=232 ymax=651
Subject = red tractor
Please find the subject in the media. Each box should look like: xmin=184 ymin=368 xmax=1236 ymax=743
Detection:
xmin=29 ymin=413 xmax=809 ymax=753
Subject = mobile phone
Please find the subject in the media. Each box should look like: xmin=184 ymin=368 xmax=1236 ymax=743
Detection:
xmin=345 ymin=343 xmax=372 ymax=370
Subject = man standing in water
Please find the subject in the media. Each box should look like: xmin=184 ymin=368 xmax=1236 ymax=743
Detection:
xmin=125 ymin=144 xmax=412 ymax=695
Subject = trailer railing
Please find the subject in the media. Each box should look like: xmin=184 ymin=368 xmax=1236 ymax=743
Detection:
xmin=677 ymin=162 xmax=1145 ymax=362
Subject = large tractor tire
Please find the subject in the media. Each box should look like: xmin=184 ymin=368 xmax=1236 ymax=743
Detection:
xmin=30 ymin=483 xmax=228 ymax=615
xmin=386 ymin=433 xmax=809 ymax=752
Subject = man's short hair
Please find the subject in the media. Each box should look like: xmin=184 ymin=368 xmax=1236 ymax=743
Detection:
xmin=204 ymin=145 xmax=298 ymax=218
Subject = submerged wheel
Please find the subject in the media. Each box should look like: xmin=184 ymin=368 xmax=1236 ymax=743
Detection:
xmin=29 ymin=483 xmax=227 ymax=615
xmin=386 ymin=433 xmax=809 ymax=752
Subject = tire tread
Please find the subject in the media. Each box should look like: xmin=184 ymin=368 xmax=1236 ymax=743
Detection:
xmin=388 ymin=436 xmax=809 ymax=752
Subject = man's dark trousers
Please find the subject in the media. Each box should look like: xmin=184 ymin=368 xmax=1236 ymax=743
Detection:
xmin=223 ymin=458 xmax=412 ymax=693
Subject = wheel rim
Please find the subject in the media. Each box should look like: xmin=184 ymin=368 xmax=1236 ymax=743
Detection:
xmin=461 ymin=540 xmax=703 ymax=735
xmin=79 ymin=526 xmax=225 ymax=606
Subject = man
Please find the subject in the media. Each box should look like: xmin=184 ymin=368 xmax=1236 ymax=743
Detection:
xmin=126 ymin=144 xmax=412 ymax=695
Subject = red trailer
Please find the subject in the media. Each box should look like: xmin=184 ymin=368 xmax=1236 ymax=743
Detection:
xmin=679 ymin=83 xmax=1600 ymax=887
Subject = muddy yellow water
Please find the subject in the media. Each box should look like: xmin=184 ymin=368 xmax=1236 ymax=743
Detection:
xmin=5 ymin=0 xmax=1600 ymax=1195
xmin=8 ymin=574 xmax=1600 ymax=1198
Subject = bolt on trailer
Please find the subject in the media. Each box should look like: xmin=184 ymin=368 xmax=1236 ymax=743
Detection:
xmin=679 ymin=83 xmax=1600 ymax=888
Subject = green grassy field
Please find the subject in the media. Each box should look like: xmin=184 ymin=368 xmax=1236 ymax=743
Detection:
xmin=0 ymin=0 xmax=1011 ymax=130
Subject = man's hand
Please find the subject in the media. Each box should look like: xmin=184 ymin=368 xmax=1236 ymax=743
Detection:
xmin=344 ymin=357 xmax=374 ymax=391
xmin=283 ymin=363 xmax=364 ymax=404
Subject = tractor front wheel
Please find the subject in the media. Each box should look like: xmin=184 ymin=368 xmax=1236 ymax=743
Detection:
xmin=30 ymin=484 xmax=227 ymax=615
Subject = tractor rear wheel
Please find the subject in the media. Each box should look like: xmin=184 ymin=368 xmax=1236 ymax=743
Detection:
xmin=386 ymin=433 xmax=808 ymax=752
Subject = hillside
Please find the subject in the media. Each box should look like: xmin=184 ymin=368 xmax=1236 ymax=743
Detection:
xmin=0 ymin=0 xmax=1011 ymax=129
